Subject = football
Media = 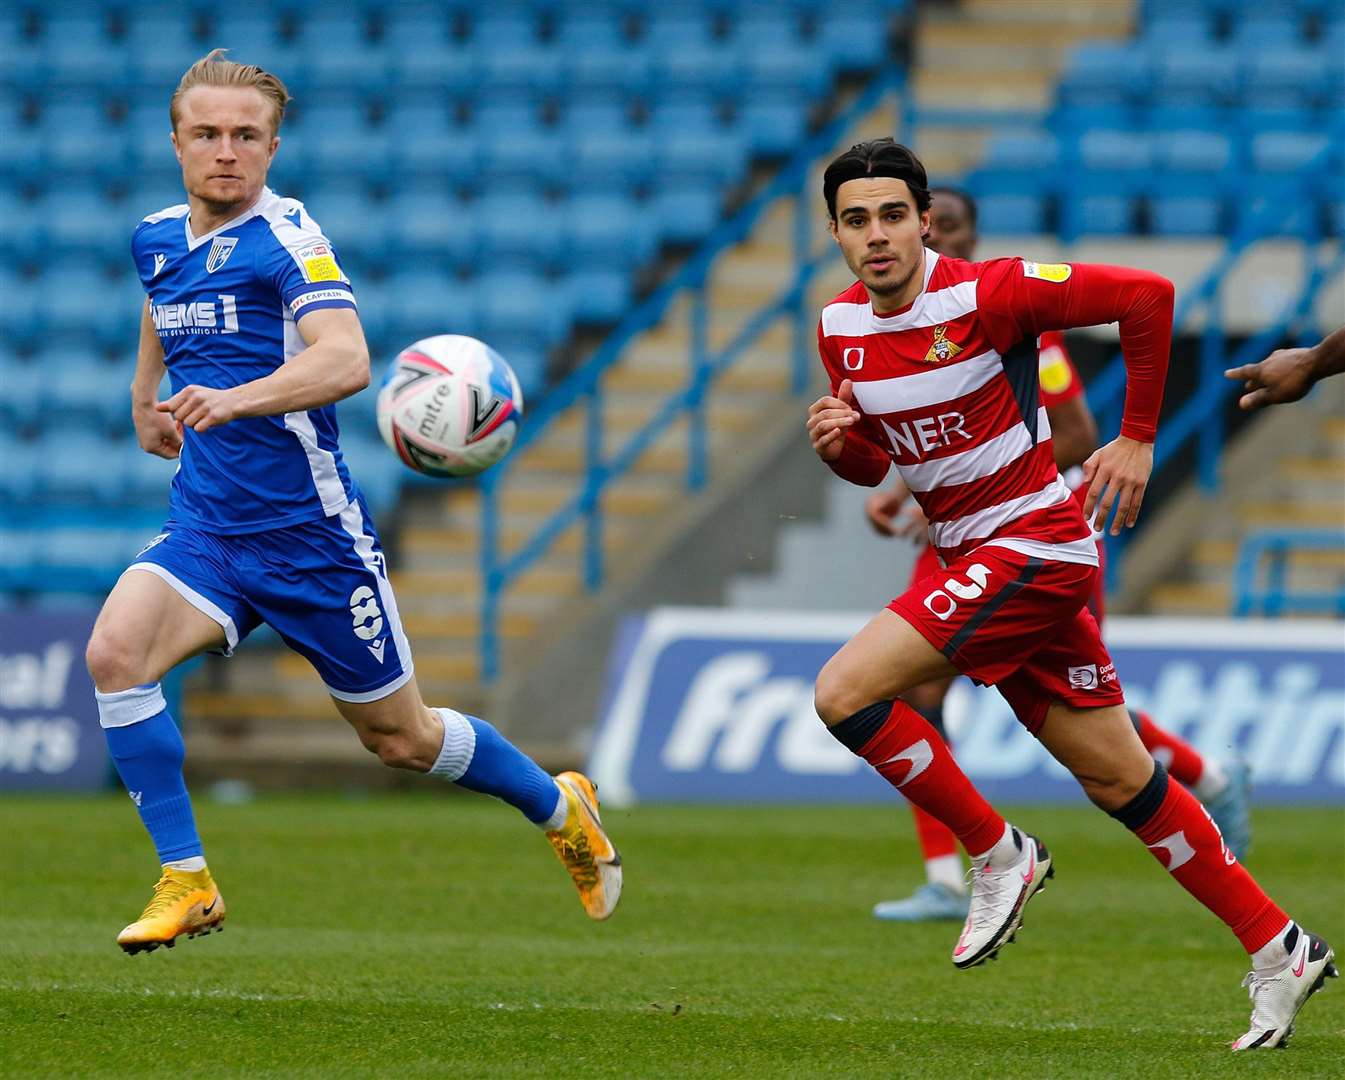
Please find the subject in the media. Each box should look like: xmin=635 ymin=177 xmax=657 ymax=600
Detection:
xmin=376 ymin=334 xmax=524 ymax=478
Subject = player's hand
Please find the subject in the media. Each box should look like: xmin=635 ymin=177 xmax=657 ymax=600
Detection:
xmin=132 ymin=400 xmax=184 ymax=459
xmin=1225 ymin=347 xmax=1316 ymax=410
xmin=157 ymin=384 xmax=240 ymax=433
xmin=1081 ymin=435 xmax=1153 ymax=536
xmin=864 ymin=488 xmax=905 ymax=536
xmin=807 ymin=379 xmax=860 ymax=462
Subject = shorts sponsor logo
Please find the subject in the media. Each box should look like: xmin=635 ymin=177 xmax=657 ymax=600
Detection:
xmin=291 ymin=288 xmax=354 ymax=314
xmin=842 ymin=347 xmax=865 ymax=370
xmin=923 ymin=564 xmax=991 ymax=621
xmin=1099 ymin=662 xmax=1117 ymax=684
xmin=205 ymin=236 xmax=238 ymax=273
xmin=1022 ymin=261 xmax=1072 ymax=283
xmin=1068 ymin=664 xmax=1099 ymax=689
xmin=349 ymin=585 xmax=385 ymax=642
xmin=136 ymin=532 xmax=170 ymax=557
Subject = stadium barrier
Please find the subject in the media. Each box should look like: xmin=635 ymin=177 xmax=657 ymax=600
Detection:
xmin=1234 ymin=529 xmax=1345 ymax=616
xmin=587 ymin=608 xmax=1345 ymax=806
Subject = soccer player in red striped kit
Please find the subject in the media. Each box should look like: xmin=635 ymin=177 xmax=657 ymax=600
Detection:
xmin=805 ymin=139 xmax=1334 ymax=1050
xmin=864 ymin=187 xmax=1252 ymax=924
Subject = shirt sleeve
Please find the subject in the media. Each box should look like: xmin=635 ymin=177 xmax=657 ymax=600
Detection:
xmin=977 ymin=258 xmax=1173 ymax=443
xmin=257 ymin=203 xmax=358 ymax=321
xmin=1037 ymin=330 xmax=1084 ymax=408
xmin=816 ymin=321 xmax=891 ymax=487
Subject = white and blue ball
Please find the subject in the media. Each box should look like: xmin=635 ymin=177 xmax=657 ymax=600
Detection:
xmin=376 ymin=335 xmax=524 ymax=478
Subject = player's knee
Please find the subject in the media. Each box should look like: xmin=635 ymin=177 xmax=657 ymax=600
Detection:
xmin=368 ymin=731 xmax=426 ymax=771
xmin=85 ymin=628 xmax=147 ymax=693
xmin=1076 ymin=769 xmax=1148 ymax=813
xmin=814 ymin=667 xmax=862 ymax=727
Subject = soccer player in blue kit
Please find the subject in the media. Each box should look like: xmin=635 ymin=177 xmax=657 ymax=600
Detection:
xmin=85 ymin=51 xmax=622 ymax=953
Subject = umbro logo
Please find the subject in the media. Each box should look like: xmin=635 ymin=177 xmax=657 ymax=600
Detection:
xmin=206 ymin=236 xmax=238 ymax=273
xmin=151 ymin=253 xmax=166 ymax=278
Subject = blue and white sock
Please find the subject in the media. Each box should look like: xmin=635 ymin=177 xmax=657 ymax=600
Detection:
xmin=431 ymin=708 xmax=566 ymax=829
xmin=96 ymin=684 xmax=205 ymax=865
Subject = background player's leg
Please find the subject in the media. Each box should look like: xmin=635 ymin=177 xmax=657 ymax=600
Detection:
xmin=873 ymin=677 xmax=969 ymax=922
xmin=1036 ymin=701 xmax=1290 ymax=956
xmin=332 ymin=677 xmax=565 ymax=827
xmin=816 ymin=611 xmax=1013 ymax=865
xmin=87 ymin=568 xmax=227 ymax=869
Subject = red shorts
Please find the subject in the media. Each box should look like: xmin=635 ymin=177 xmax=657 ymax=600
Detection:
xmin=911 ymin=538 xmax=1107 ymax=624
xmin=892 ymin=543 xmax=1125 ymax=733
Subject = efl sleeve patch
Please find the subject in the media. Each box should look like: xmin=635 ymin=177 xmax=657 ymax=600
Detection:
xmin=1021 ymin=260 xmax=1072 ymax=283
xmin=1038 ymin=347 xmax=1074 ymax=394
xmin=297 ymin=242 xmax=344 ymax=283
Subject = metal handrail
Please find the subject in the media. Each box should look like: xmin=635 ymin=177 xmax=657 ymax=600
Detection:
xmin=475 ymin=71 xmax=902 ymax=679
xmin=1233 ymin=529 xmax=1345 ymax=617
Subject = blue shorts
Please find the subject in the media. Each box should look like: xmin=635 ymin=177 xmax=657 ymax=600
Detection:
xmin=125 ymin=498 xmax=414 ymax=702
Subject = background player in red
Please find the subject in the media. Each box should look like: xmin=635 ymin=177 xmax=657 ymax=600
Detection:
xmin=804 ymin=140 xmax=1334 ymax=1049
xmin=862 ymin=188 xmax=1252 ymax=923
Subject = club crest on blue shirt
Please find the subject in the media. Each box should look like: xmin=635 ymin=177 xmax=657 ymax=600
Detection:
xmin=206 ymin=236 xmax=238 ymax=273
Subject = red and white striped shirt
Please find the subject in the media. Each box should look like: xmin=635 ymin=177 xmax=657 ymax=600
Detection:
xmin=818 ymin=250 xmax=1172 ymax=566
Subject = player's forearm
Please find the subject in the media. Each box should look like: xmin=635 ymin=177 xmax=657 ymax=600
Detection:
xmin=1047 ymin=395 xmax=1098 ymax=471
xmin=230 ymin=340 xmax=370 ymax=418
xmin=131 ymin=304 xmax=167 ymax=407
xmin=1307 ymin=326 xmax=1345 ymax=381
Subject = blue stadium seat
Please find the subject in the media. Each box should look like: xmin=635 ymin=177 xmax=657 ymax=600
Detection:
xmin=35 ymin=528 xmax=137 ymax=591
xmin=1142 ymin=103 xmax=1227 ymax=132
xmin=1155 ymin=129 xmax=1233 ymax=173
xmin=0 ymin=358 xmax=43 ymax=430
xmin=976 ymin=194 xmax=1049 ymax=234
xmin=642 ymin=12 xmax=715 ymax=51
xmin=467 ymin=11 xmax=544 ymax=45
xmin=479 ymin=127 xmax=567 ymax=189
xmin=120 ymin=444 xmax=178 ymax=505
xmin=1077 ymin=129 xmax=1157 ymax=172
xmin=39 ymin=16 xmax=128 ymax=89
xmin=296 ymin=15 xmax=386 ymax=92
xmin=0 ymin=99 xmax=41 ymax=181
xmin=647 ymin=97 xmax=724 ymax=137
xmin=1251 ymin=131 xmax=1330 ymax=172
xmin=815 ymin=3 xmax=893 ymax=72
xmin=566 ymin=268 xmax=634 ymax=324
xmin=386 ymin=189 xmax=477 ymax=270
xmin=386 ymin=106 xmax=481 ymax=184
xmin=299 ymin=103 xmax=390 ymax=182
xmin=652 ymin=183 xmax=723 ymax=246
xmin=211 ymin=15 xmax=303 ymax=89
xmin=1142 ymin=15 xmax=1215 ymax=45
xmin=982 ymin=131 xmax=1060 ymax=171
xmin=476 ymin=271 xmax=571 ymax=349
xmin=340 ymin=434 xmax=403 ymax=519
xmin=568 ymin=130 xmax=657 ymax=193
xmin=1230 ymin=16 xmax=1307 ymax=47
xmin=0 ymin=274 xmax=41 ymax=350
xmin=1150 ymin=178 xmax=1226 ymax=236
xmin=33 ymin=434 xmax=123 ymax=503
xmin=383 ymin=23 xmax=477 ymax=96
xmin=566 ymin=45 xmax=654 ymax=104
xmin=482 ymin=333 xmax=547 ymax=398
xmin=49 ymin=363 xmax=131 ymax=431
xmin=741 ymin=43 xmax=831 ymax=99
xmin=0 ymin=189 xmax=38 ymax=262
xmin=307 ymin=187 xmax=390 ymax=272
xmin=1244 ymin=47 xmax=1333 ymax=109
xmin=1152 ymin=47 xmax=1240 ymax=106
xmin=385 ymin=269 xmax=479 ymax=344
xmin=563 ymin=195 xmax=656 ymax=270
xmin=554 ymin=14 xmax=633 ymax=52
xmin=41 ymin=101 xmax=128 ymax=181
xmin=559 ymin=102 xmax=635 ymax=139
xmin=1060 ymin=177 xmax=1140 ymax=240
xmin=0 ymin=13 xmax=42 ymax=92
xmin=651 ymin=44 xmax=742 ymax=99
xmin=479 ymin=46 xmax=564 ymax=103
xmin=736 ymin=91 xmax=810 ymax=157
xmin=476 ymin=192 xmax=565 ymax=269
xmin=124 ymin=13 xmax=206 ymax=90
xmin=42 ymin=189 xmax=133 ymax=257
xmin=656 ymin=130 xmax=749 ymax=190
xmin=1058 ymin=44 xmax=1149 ymax=106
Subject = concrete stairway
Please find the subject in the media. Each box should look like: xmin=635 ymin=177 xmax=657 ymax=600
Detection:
xmin=1145 ymin=384 xmax=1345 ymax=617
xmin=908 ymin=0 xmax=1133 ymax=178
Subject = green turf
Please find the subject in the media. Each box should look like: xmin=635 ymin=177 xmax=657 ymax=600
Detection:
xmin=0 ymin=794 xmax=1341 ymax=1078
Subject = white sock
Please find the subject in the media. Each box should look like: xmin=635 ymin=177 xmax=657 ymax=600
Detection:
xmin=925 ymin=854 xmax=966 ymax=895
xmin=1251 ymin=920 xmax=1298 ymax=972
xmin=971 ymin=823 xmax=1020 ymax=870
xmin=164 ymin=856 xmax=206 ymax=872
xmin=540 ymin=784 xmax=568 ymax=831
xmin=1193 ymin=758 xmax=1230 ymax=802
xmin=429 ymin=708 xmax=476 ymax=781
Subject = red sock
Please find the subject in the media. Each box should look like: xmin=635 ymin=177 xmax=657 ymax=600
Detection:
xmin=830 ymin=700 xmax=1006 ymax=857
xmin=911 ymin=804 xmax=960 ymax=859
xmin=1119 ymin=763 xmax=1287 ymax=953
xmin=1132 ymin=710 xmax=1206 ymax=788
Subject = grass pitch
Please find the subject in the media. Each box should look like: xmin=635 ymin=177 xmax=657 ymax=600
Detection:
xmin=1 ymin=794 xmax=1341 ymax=1079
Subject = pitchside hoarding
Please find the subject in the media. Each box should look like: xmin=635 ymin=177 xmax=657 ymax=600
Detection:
xmin=589 ymin=609 xmax=1345 ymax=806
xmin=0 ymin=610 xmax=106 ymax=791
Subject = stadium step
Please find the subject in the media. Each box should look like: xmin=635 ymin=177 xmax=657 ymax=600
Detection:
xmin=1147 ymin=581 xmax=1231 ymax=616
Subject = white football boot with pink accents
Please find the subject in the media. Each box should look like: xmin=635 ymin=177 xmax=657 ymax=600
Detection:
xmin=1233 ymin=929 xmax=1337 ymax=1051
xmin=952 ymin=828 xmax=1053 ymax=970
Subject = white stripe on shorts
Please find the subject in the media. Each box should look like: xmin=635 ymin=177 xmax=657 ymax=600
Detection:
xmin=124 ymin=561 xmax=239 ymax=653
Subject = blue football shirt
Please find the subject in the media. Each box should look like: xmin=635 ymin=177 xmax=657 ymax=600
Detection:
xmin=132 ymin=187 xmax=360 ymax=534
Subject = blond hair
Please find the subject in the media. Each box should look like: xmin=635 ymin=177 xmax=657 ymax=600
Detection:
xmin=170 ymin=48 xmax=290 ymax=136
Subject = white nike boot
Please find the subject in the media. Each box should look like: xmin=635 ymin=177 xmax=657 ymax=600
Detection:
xmin=952 ymin=827 xmax=1053 ymax=970
xmin=1233 ymin=928 xmax=1337 ymax=1050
